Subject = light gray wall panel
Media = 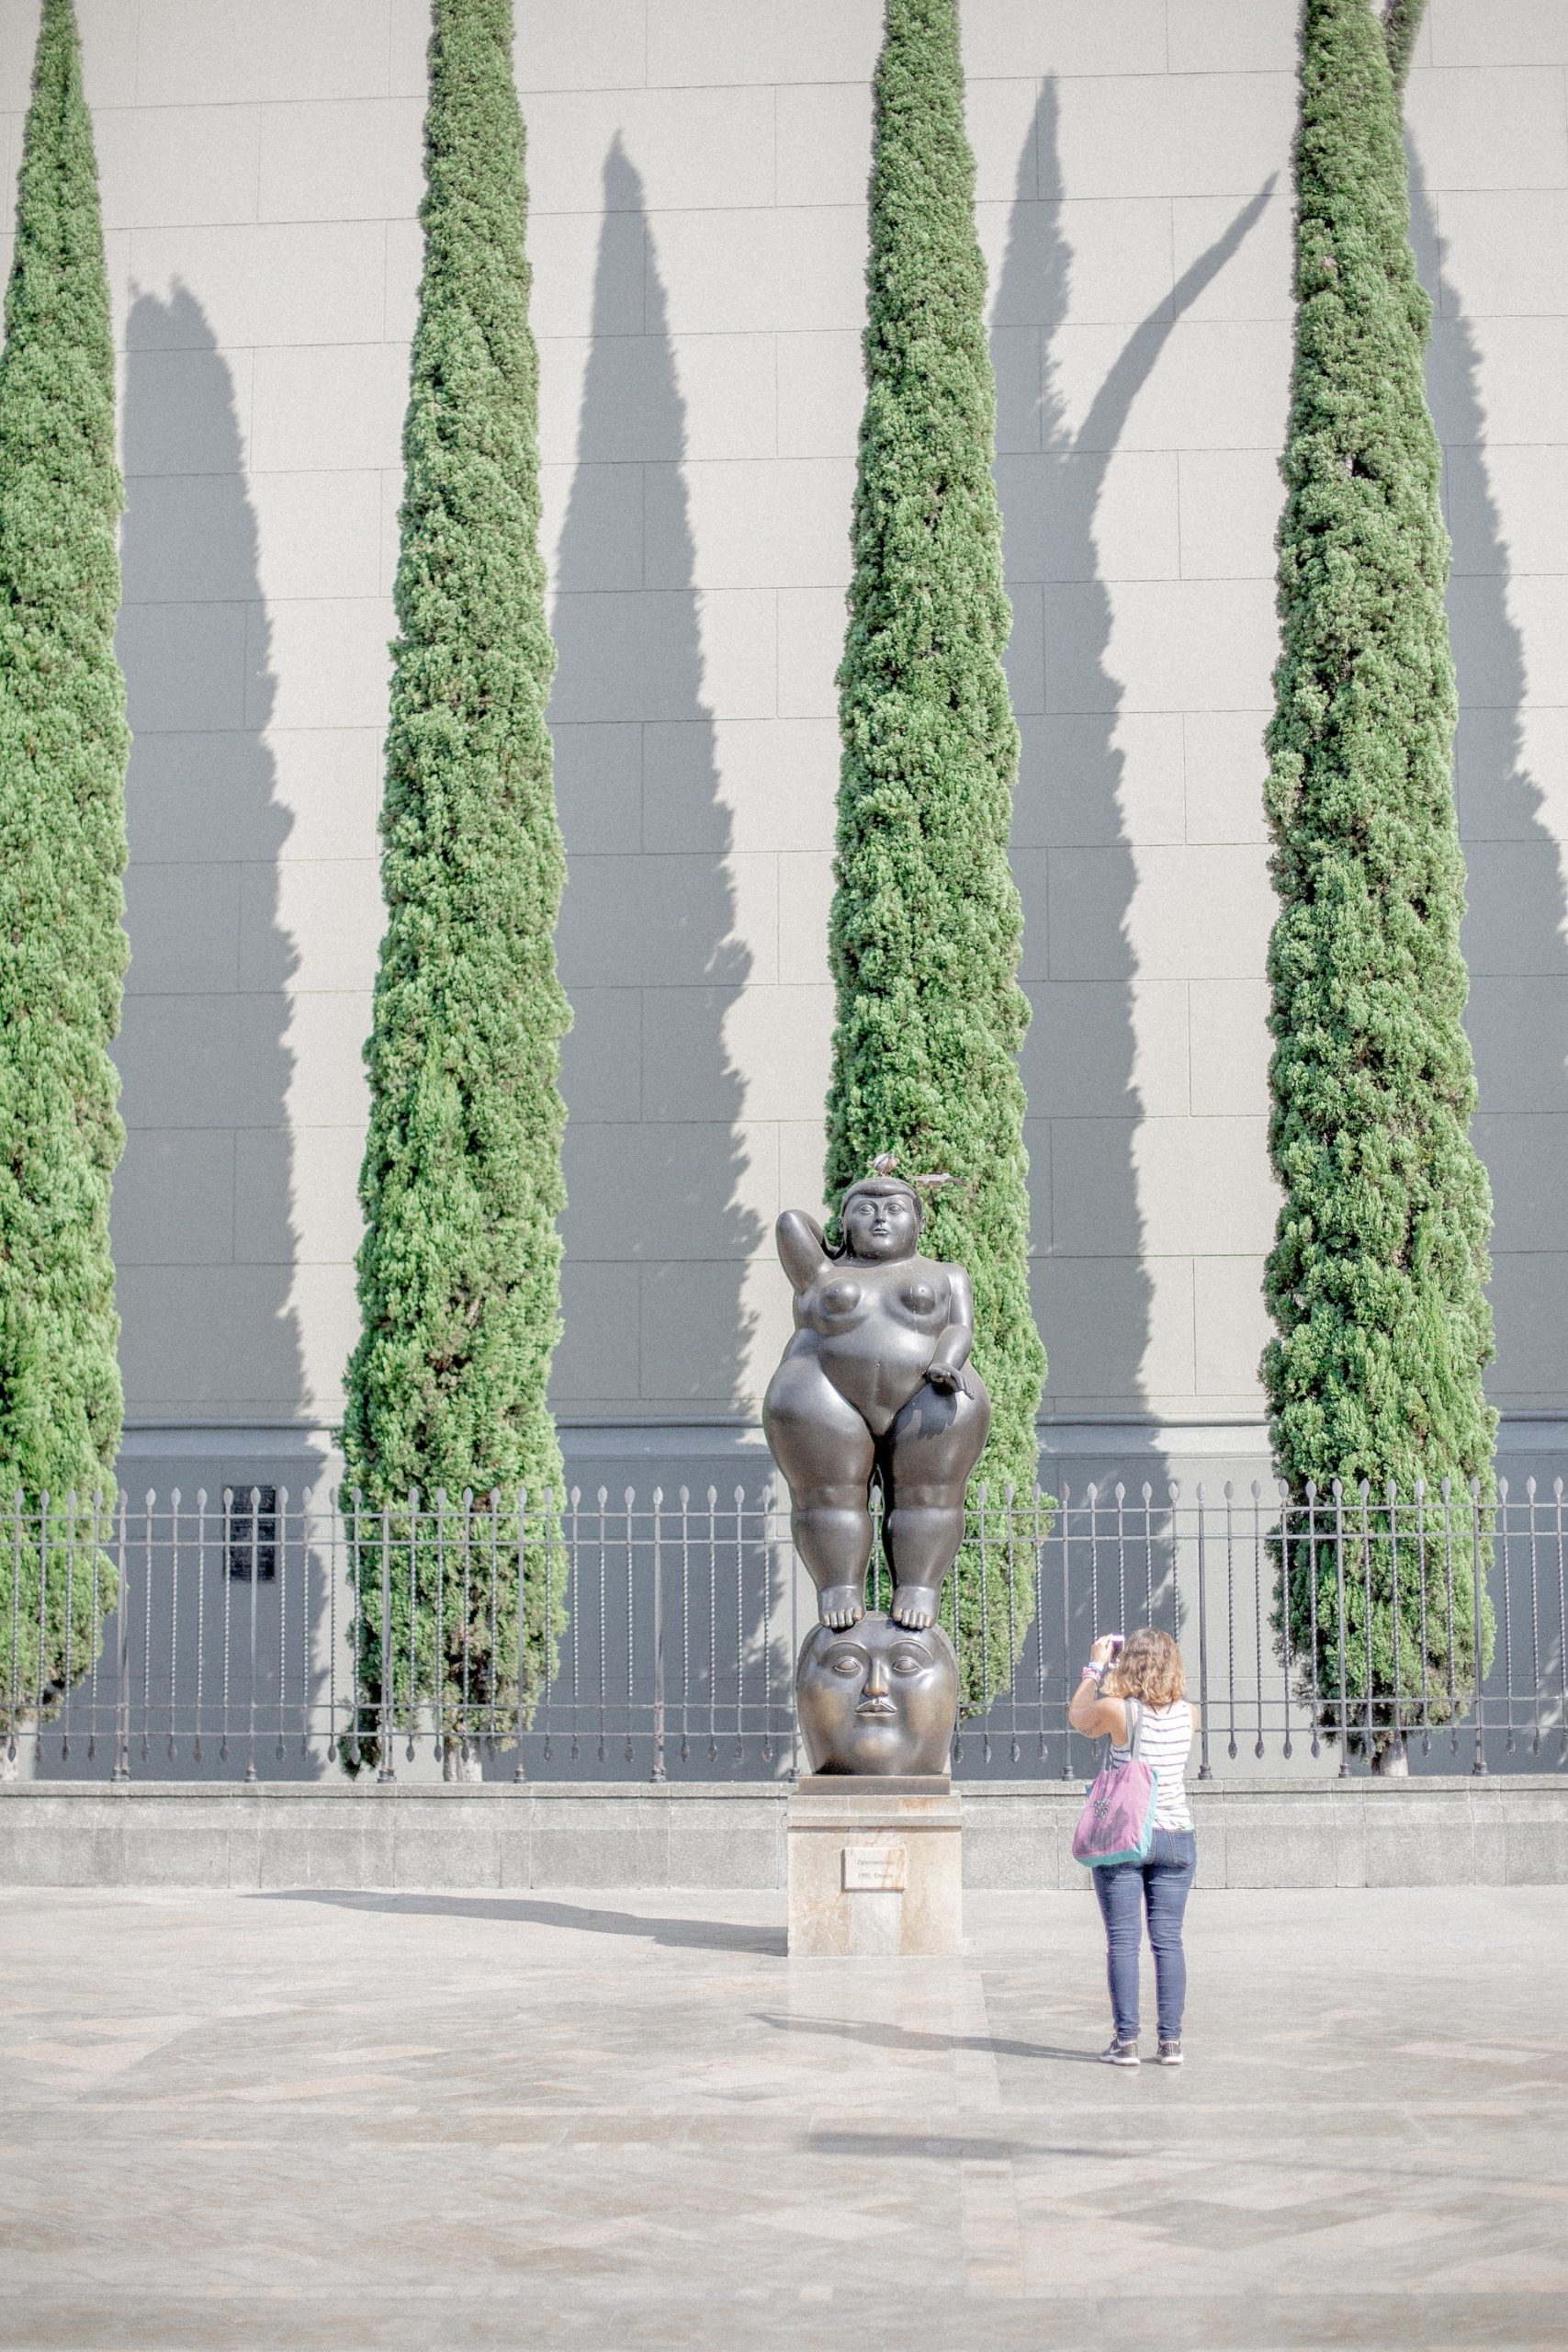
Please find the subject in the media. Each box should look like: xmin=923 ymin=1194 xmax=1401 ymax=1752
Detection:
xmin=1406 ymin=67 xmax=1568 ymax=187
xmin=126 ymin=223 xmax=390 ymax=347
xmin=1015 ymin=711 xmax=1186 ymax=847
xmin=558 ymin=989 xmax=644 ymax=1125
xmin=963 ymin=1 xmax=1168 ymax=80
xmin=95 ymin=104 xmax=262 ymax=228
xmin=248 ymin=345 xmax=408 ymax=473
xmin=0 ymin=1 xmax=1560 ymax=1470
xmin=554 ymin=1263 xmax=642 ymax=1404
xmin=532 ymin=87 xmax=777 ymax=213
xmin=1032 ymin=1254 xmax=1197 ymax=1410
xmin=132 ymin=0 xmax=396 ymax=108
xmin=1038 ymin=73 xmax=1295 ymax=200
xmin=647 ymin=0 xmax=883 ymax=90
xmin=256 ymin=99 xmax=425 ymax=225
xmin=1409 ymin=44 xmax=1568 ymax=1422
xmin=1192 ymin=1253 xmax=1275 ymax=1400
xmin=1166 ymin=1 xmax=1301 ymax=75
xmin=552 ymin=721 xmax=644 ymax=842
xmin=513 ymin=0 xmax=651 ymax=93
xmin=1188 ymin=980 xmax=1273 ymax=1119
xmin=774 ymin=586 xmax=843 ymax=716
xmin=1181 ymin=710 xmax=1270 ymax=843
xmin=1428 ymin=1 xmax=1568 ymax=68
xmin=122 ymin=865 xmax=241 ymax=995
xmin=113 ymin=1131 xmax=236 ymax=1268
xmin=234 ymin=1125 xmax=366 ymax=1267
xmin=257 ymin=597 xmax=393 ymax=730
xmin=776 ymin=81 xmax=874 ymax=207
xmin=118 ymin=603 xmax=250 ymax=732
xmin=1023 ymin=982 xmax=1190 ymax=1119
xmin=1450 ymin=446 xmax=1568 ymax=577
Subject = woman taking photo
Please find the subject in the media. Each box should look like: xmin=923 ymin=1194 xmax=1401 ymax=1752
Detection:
xmin=1066 ymin=1626 xmax=1198 ymax=2067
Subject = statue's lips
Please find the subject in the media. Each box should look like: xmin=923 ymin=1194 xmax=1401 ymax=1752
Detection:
xmin=855 ymin=1697 xmax=897 ymax=1717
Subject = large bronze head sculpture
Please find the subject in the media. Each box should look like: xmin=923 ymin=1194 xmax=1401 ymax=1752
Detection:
xmin=795 ymin=1613 xmax=958 ymax=1777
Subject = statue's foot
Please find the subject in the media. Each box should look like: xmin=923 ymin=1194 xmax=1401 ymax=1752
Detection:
xmin=891 ymin=1585 xmax=941 ymax=1631
xmin=817 ymin=1585 xmax=864 ymax=1629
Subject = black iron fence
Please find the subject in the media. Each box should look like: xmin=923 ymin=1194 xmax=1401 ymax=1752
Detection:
xmin=4 ymin=1478 xmax=1565 ymax=1781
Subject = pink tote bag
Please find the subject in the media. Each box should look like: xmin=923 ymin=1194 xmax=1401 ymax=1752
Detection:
xmin=1072 ymin=1696 xmax=1157 ymax=1868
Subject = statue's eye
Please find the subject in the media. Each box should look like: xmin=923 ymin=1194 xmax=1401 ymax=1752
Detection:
xmin=831 ymin=1656 xmax=861 ymax=1677
xmin=891 ymin=1652 xmax=927 ymax=1675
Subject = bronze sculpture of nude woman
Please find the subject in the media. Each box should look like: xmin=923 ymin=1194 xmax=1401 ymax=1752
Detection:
xmin=762 ymin=1175 xmax=991 ymax=1633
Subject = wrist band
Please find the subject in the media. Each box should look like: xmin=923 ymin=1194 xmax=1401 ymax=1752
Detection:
xmin=1082 ymin=1662 xmax=1106 ymax=1681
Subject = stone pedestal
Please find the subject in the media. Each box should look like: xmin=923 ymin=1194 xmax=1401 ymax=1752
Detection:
xmin=785 ymin=1776 xmax=963 ymax=1956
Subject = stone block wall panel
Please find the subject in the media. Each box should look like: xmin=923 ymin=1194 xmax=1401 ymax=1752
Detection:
xmin=0 ymin=3 xmax=1561 ymax=1485
xmin=6 ymin=1781 xmax=1568 ymax=1892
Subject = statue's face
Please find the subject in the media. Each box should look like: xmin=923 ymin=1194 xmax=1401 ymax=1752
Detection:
xmin=841 ymin=1187 xmax=919 ymax=1263
xmin=795 ymin=1615 xmax=957 ymax=1776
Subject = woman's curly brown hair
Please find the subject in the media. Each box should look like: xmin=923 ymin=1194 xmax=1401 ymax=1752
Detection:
xmin=1108 ymin=1626 xmax=1185 ymax=1709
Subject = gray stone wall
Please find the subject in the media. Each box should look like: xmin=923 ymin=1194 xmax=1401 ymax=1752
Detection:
xmin=0 ymin=3 xmax=1564 ymax=1500
xmin=6 ymin=1778 xmax=1567 ymax=1890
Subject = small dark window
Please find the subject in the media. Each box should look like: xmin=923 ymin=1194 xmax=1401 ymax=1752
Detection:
xmin=227 ymin=1486 xmax=278 ymax=1580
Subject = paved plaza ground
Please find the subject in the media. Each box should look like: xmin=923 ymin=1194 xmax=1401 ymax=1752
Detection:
xmin=3 ymin=1882 xmax=1565 ymax=2351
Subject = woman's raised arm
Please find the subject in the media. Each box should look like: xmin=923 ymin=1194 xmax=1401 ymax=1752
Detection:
xmin=775 ymin=1209 xmax=829 ymax=1294
xmin=1066 ymin=1641 xmax=1130 ymax=1741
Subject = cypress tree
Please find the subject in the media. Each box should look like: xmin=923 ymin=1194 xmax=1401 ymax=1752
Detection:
xmin=341 ymin=0 xmax=568 ymax=1770
xmin=1264 ymin=0 xmax=1494 ymax=1765
xmin=1381 ymin=0 xmax=1424 ymax=89
xmin=827 ymin=0 xmax=1045 ymax=1702
xmin=0 ymin=0 xmax=129 ymax=1751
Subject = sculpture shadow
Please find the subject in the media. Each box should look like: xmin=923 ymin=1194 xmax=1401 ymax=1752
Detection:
xmin=549 ymin=137 xmax=761 ymax=1431
xmin=257 ymin=1887 xmax=784 ymax=1955
xmin=993 ymin=77 xmax=1270 ymax=1496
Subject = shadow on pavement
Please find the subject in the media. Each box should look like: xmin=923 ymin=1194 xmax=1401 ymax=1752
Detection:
xmin=756 ymin=2009 xmax=1101 ymax=2066
xmin=251 ymin=1888 xmax=784 ymax=1955
xmin=810 ymin=2130 xmax=1141 ymax=2162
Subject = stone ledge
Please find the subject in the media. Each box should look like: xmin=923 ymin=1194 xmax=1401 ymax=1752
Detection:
xmin=2 ymin=1778 xmax=1564 ymax=1891
xmin=0 ymin=1778 xmax=784 ymax=1800
xmin=11 ymin=1774 xmax=1562 ymax=1799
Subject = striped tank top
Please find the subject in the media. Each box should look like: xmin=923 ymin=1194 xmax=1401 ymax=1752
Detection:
xmin=1111 ymin=1699 xmax=1195 ymax=1831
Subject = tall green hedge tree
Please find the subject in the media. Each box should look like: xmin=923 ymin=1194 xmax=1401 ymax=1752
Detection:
xmin=341 ymin=0 xmax=568 ymax=1776
xmin=826 ymin=0 xmax=1045 ymax=1705
xmin=0 ymin=0 xmax=129 ymax=1762
xmin=1264 ymin=0 xmax=1495 ymax=1768
xmin=1381 ymin=0 xmax=1425 ymax=88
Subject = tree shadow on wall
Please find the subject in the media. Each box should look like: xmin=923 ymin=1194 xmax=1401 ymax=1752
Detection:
xmin=1412 ymin=154 xmax=1568 ymax=1437
xmin=549 ymin=138 xmax=761 ymax=1424
xmin=115 ymin=281 xmax=304 ymax=1436
xmin=54 ymin=281 xmax=321 ymax=1781
xmin=992 ymin=78 xmax=1272 ymax=1471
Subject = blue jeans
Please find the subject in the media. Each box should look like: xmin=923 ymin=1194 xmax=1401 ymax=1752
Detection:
xmin=1092 ymin=1827 xmax=1197 ymax=2042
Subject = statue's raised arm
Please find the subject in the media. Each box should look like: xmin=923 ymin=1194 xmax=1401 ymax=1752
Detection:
xmin=775 ymin=1208 xmax=829 ymax=1295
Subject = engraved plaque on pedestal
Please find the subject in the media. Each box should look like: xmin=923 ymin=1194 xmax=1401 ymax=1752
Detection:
xmin=843 ymin=1843 xmax=907 ymax=1892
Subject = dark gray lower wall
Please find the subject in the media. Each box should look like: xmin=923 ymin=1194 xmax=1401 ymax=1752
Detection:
xmin=4 ymin=1779 xmax=1566 ymax=1892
